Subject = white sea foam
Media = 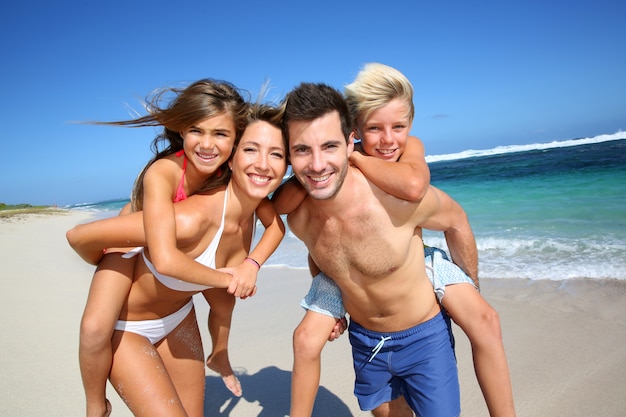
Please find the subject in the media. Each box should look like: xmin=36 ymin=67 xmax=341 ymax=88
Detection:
xmin=425 ymin=131 xmax=626 ymax=163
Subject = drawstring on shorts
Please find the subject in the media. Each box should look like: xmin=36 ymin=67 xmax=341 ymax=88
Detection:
xmin=368 ymin=336 xmax=391 ymax=362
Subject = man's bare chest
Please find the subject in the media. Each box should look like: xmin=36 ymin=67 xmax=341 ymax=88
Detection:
xmin=309 ymin=211 xmax=410 ymax=279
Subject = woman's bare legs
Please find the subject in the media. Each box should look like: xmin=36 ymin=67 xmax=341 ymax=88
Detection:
xmin=157 ymin=309 xmax=206 ymax=417
xmin=108 ymin=309 xmax=204 ymax=417
xmin=290 ymin=310 xmax=338 ymax=417
xmin=202 ymin=288 xmax=241 ymax=396
xmin=442 ymin=284 xmax=516 ymax=417
xmin=79 ymin=253 xmax=134 ymax=417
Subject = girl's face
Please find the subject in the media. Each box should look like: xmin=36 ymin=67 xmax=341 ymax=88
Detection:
xmin=180 ymin=113 xmax=237 ymax=176
xmin=229 ymin=121 xmax=287 ymax=200
xmin=356 ymin=98 xmax=412 ymax=163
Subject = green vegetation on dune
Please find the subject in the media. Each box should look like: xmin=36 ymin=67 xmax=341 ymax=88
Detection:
xmin=0 ymin=203 xmax=66 ymax=218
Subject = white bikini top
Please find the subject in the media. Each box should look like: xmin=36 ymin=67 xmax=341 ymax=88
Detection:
xmin=123 ymin=189 xmax=228 ymax=292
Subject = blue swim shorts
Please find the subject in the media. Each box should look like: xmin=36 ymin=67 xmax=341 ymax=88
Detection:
xmin=300 ymin=272 xmax=346 ymax=319
xmin=348 ymin=312 xmax=460 ymax=416
xmin=424 ymin=246 xmax=477 ymax=303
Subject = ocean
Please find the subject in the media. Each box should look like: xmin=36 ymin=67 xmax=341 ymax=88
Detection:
xmin=68 ymin=133 xmax=626 ymax=281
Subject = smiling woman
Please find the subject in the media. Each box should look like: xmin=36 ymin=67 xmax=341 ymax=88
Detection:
xmin=68 ymin=78 xmax=252 ymax=417
xmin=66 ymin=103 xmax=288 ymax=417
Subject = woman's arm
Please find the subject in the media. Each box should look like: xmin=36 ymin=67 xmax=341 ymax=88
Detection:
xmin=226 ymin=197 xmax=286 ymax=297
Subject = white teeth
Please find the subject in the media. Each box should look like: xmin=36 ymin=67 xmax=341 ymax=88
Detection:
xmin=249 ymin=174 xmax=270 ymax=183
xmin=311 ymin=173 xmax=331 ymax=182
xmin=377 ymin=149 xmax=395 ymax=155
xmin=197 ymin=153 xmax=217 ymax=160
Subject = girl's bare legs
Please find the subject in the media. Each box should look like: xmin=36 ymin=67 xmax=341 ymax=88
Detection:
xmin=290 ymin=310 xmax=337 ymax=417
xmin=80 ymin=253 xmax=134 ymax=417
xmin=202 ymin=288 xmax=241 ymax=396
xmin=442 ymin=284 xmax=516 ymax=417
xmin=108 ymin=310 xmax=204 ymax=417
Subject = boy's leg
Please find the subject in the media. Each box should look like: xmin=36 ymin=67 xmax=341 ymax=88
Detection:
xmin=442 ymin=284 xmax=515 ymax=417
xmin=202 ymin=288 xmax=241 ymax=396
xmin=80 ymin=253 xmax=134 ymax=417
xmin=291 ymin=310 xmax=338 ymax=417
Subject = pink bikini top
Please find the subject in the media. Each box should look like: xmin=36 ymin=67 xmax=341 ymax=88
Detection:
xmin=174 ymin=150 xmax=188 ymax=202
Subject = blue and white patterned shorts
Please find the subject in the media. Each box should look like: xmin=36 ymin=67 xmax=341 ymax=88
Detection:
xmin=423 ymin=246 xmax=476 ymax=303
xmin=300 ymin=272 xmax=346 ymax=318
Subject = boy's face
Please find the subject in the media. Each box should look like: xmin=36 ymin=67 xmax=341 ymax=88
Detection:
xmin=356 ymin=98 xmax=412 ymax=162
xmin=288 ymin=111 xmax=353 ymax=200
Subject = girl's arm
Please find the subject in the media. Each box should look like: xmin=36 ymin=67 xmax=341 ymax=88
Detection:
xmin=140 ymin=160 xmax=231 ymax=288
xmin=226 ymin=197 xmax=286 ymax=297
xmin=271 ymin=176 xmax=307 ymax=215
xmin=349 ymin=136 xmax=430 ymax=202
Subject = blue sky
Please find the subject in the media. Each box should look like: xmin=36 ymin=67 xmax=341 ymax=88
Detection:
xmin=2 ymin=0 xmax=625 ymax=206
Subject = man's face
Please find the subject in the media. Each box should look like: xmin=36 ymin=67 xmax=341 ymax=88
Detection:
xmin=288 ymin=111 xmax=353 ymax=200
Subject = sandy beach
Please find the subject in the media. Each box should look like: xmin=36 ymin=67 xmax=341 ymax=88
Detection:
xmin=1 ymin=210 xmax=624 ymax=417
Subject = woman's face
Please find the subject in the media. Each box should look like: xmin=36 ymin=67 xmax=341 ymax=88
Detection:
xmin=180 ymin=112 xmax=237 ymax=176
xmin=356 ymin=98 xmax=412 ymax=162
xmin=229 ymin=121 xmax=287 ymax=199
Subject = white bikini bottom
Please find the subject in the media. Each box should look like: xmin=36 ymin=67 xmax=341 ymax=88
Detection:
xmin=114 ymin=300 xmax=193 ymax=345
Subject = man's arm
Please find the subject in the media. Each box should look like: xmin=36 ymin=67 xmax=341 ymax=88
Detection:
xmin=416 ymin=186 xmax=479 ymax=287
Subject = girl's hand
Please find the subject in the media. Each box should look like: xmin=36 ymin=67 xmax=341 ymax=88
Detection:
xmin=220 ymin=263 xmax=258 ymax=299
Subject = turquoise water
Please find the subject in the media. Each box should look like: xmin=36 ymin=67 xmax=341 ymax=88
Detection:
xmin=420 ymin=137 xmax=626 ymax=280
xmin=69 ymin=134 xmax=626 ymax=281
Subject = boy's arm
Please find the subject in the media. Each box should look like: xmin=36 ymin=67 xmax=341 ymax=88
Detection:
xmin=226 ymin=198 xmax=285 ymax=298
xmin=271 ymin=176 xmax=307 ymax=215
xmin=349 ymin=136 xmax=430 ymax=202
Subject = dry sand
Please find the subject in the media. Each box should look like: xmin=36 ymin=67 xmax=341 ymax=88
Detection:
xmin=1 ymin=210 xmax=624 ymax=416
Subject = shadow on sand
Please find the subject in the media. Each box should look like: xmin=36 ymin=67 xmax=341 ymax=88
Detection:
xmin=204 ymin=365 xmax=355 ymax=417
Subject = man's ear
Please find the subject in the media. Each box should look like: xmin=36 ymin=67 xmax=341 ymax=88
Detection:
xmin=347 ymin=131 xmax=356 ymax=154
